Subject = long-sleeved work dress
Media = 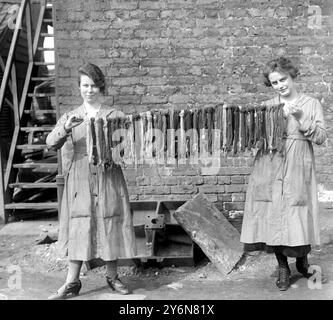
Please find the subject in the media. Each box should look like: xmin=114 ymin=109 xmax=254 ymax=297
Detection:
xmin=240 ymin=94 xmax=327 ymax=256
xmin=46 ymin=104 xmax=137 ymax=261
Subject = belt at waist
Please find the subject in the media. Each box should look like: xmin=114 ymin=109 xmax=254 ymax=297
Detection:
xmin=283 ymin=134 xmax=308 ymax=141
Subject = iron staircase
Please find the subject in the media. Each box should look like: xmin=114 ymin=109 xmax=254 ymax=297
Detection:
xmin=0 ymin=0 xmax=59 ymax=223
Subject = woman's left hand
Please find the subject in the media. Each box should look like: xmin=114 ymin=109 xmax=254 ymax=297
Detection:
xmin=289 ymin=105 xmax=303 ymax=120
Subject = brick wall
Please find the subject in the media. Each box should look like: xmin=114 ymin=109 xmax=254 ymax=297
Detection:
xmin=53 ymin=0 xmax=333 ymax=232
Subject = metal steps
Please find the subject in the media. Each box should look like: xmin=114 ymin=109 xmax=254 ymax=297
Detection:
xmin=9 ymin=182 xmax=57 ymax=188
xmin=1 ymin=0 xmax=59 ymax=221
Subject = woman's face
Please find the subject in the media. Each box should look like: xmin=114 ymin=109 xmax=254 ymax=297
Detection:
xmin=268 ymin=71 xmax=296 ymax=98
xmin=79 ymin=74 xmax=101 ymax=104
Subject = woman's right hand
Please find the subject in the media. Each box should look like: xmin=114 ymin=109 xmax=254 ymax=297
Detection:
xmin=64 ymin=114 xmax=84 ymax=132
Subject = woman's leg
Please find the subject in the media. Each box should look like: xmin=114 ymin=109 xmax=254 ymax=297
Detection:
xmin=48 ymin=260 xmax=83 ymax=299
xmin=296 ymin=255 xmax=309 ymax=276
xmin=105 ymin=260 xmax=131 ymax=294
xmin=275 ymin=252 xmax=291 ymax=291
xmin=106 ymin=260 xmax=118 ymax=280
xmin=66 ymin=260 xmax=83 ymax=283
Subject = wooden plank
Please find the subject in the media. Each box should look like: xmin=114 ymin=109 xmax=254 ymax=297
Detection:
xmin=20 ymin=126 xmax=54 ymax=132
xmin=16 ymin=144 xmax=48 ymax=150
xmin=9 ymin=182 xmax=57 ymax=188
xmin=173 ymin=193 xmax=244 ymax=275
xmin=33 ymin=62 xmax=54 ymax=66
xmin=24 ymin=109 xmax=56 ymax=114
xmin=5 ymin=202 xmax=58 ymax=209
xmin=31 ymin=77 xmax=55 ymax=81
xmin=27 ymin=92 xmax=55 ymax=97
xmin=13 ymin=163 xmax=57 ymax=169
xmin=40 ymin=33 xmax=54 ymax=37
xmin=37 ymin=47 xmax=54 ymax=51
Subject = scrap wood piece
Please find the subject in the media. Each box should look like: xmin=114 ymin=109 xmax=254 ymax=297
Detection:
xmin=173 ymin=193 xmax=243 ymax=275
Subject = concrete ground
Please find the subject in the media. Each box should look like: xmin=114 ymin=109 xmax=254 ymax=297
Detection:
xmin=0 ymin=219 xmax=333 ymax=301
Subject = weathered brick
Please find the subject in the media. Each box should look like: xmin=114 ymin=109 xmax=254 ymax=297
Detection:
xmin=127 ymin=186 xmax=143 ymax=195
xmin=199 ymin=185 xmax=224 ymax=194
xmin=203 ymin=194 xmax=219 ymax=202
xmin=231 ymin=176 xmax=245 ymax=184
xmin=172 ymin=166 xmax=199 ymax=176
xmin=170 ymin=185 xmax=198 ymax=194
xmin=224 ymin=202 xmax=245 ymax=211
xmin=164 ymin=177 xmax=179 ymax=186
xmin=151 ymin=177 xmax=165 ymax=186
xmin=231 ymin=193 xmax=246 ymax=202
xmin=203 ymin=176 xmax=217 ymax=185
xmin=218 ymin=194 xmax=232 ymax=202
xmin=225 ymin=184 xmax=247 ymax=193
xmin=190 ymin=177 xmax=204 ymax=185
xmin=144 ymin=186 xmax=171 ymax=194
xmin=141 ymin=95 xmax=168 ymax=104
xmin=139 ymin=195 xmax=171 ymax=201
xmin=136 ymin=176 xmax=150 ymax=186
xmin=217 ymin=176 xmax=231 ymax=185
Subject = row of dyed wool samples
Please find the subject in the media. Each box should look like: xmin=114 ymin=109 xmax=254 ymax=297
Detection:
xmin=86 ymin=103 xmax=285 ymax=167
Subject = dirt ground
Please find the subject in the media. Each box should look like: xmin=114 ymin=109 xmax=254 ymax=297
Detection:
xmin=0 ymin=219 xmax=333 ymax=301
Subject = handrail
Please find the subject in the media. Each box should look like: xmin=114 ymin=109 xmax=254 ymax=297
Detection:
xmin=0 ymin=0 xmax=27 ymax=114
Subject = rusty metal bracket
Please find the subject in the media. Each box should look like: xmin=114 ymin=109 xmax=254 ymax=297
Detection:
xmin=144 ymin=213 xmax=165 ymax=229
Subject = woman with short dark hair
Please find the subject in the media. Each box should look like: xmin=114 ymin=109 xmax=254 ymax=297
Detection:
xmin=241 ymin=57 xmax=328 ymax=291
xmin=46 ymin=62 xmax=137 ymax=299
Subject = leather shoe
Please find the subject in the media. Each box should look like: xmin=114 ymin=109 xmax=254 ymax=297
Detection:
xmin=48 ymin=280 xmax=82 ymax=300
xmin=106 ymin=276 xmax=131 ymax=295
xmin=296 ymin=257 xmax=328 ymax=283
xmin=276 ymin=266 xmax=290 ymax=291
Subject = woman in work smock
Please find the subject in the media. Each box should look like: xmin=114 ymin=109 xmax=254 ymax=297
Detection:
xmin=240 ymin=57 xmax=327 ymax=291
xmin=47 ymin=63 xmax=137 ymax=299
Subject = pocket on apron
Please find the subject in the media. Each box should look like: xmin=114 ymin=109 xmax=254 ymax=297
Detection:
xmin=252 ymin=152 xmax=280 ymax=202
xmin=286 ymin=157 xmax=312 ymax=206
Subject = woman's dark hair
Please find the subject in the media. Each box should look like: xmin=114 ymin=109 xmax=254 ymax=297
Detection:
xmin=78 ymin=62 xmax=106 ymax=94
xmin=263 ymin=57 xmax=299 ymax=87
